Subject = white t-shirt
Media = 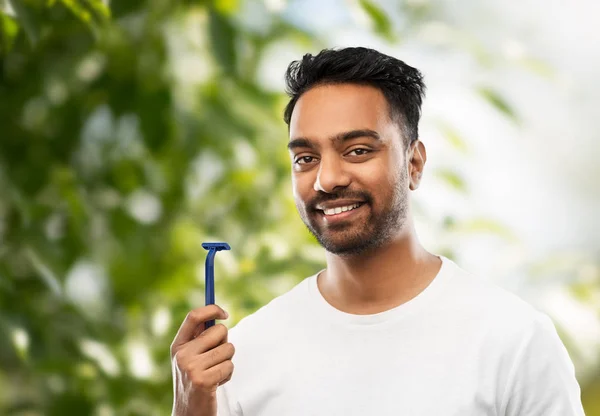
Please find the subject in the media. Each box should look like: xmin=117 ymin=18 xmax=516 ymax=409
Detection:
xmin=217 ymin=256 xmax=585 ymax=416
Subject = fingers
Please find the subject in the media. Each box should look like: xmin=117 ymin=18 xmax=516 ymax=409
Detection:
xmin=182 ymin=323 xmax=229 ymax=356
xmin=201 ymin=360 xmax=235 ymax=388
xmin=218 ymin=371 xmax=233 ymax=386
xmin=193 ymin=341 xmax=235 ymax=371
xmin=171 ymin=305 xmax=228 ymax=355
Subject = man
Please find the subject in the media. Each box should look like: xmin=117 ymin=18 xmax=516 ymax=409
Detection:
xmin=170 ymin=47 xmax=585 ymax=416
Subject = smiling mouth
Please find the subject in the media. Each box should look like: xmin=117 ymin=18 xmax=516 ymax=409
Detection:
xmin=319 ymin=202 xmax=363 ymax=216
xmin=313 ymin=202 xmax=367 ymax=220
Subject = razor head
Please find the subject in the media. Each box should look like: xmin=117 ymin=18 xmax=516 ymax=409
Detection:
xmin=202 ymin=242 xmax=231 ymax=251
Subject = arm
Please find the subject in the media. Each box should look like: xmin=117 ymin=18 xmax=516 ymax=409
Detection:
xmin=500 ymin=313 xmax=585 ymax=416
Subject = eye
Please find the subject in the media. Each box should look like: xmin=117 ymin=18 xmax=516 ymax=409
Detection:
xmin=347 ymin=148 xmax=371 ymax=156
xmin=295 ymin=155 xmax=317 ymax=165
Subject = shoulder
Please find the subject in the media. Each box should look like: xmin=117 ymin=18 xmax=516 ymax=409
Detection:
xmin=441 ymin=259 xmax=581 ymax=407
xmin=440 ymin=257 xmax=554 ymax=339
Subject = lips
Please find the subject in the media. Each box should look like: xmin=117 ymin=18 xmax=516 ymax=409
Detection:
xmin=313 ymin=199 xmax=365 ymax=211
xmin=314 ymin=202 xmax=367 ymax=223
xmin=320 ymin=202 xmax=362 ymax=216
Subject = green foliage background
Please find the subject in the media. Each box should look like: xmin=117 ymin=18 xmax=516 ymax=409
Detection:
xmin=0 ymin=0 xmax=598 ymax=415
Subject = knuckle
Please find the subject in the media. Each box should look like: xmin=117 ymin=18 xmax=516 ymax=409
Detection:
xmin=218 ymin=365 xmax=228 ymax=381
xmin=226 ymin=360 xmax=234 ymax=374
xmin=219 ymin=369 xmax=233 ymax=386
xmin=173 ymin=350 xmax=184 ymax=367
xmin=207 ymin=347 xmax=220 ymax=362
xmin=173 ymin=351 xmax=191 ymax=372
xmin=186 ymin=310 xmax=200 ymax=323
xmin=215 ymin=323 xmax=228 ymax=336
xmin=191 ymin=374 xmax=207 ymax=389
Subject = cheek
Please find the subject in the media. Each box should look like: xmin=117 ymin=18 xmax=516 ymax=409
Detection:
xmin=360 ymin=159 xmax=395 ymax=191
xmin=382 ymin=149 xmax=407 ymax=188
xmin=291 ymin=173 xmax=311 ymax=205
xmin=357 ymin=159 xmax=402 ymax=208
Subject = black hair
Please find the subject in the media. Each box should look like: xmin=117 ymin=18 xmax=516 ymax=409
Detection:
xmin=283 ymin=47 xmax=426 ymax=147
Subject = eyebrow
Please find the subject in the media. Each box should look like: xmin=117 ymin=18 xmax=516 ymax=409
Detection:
xmin=287 ymin=129 xmax=381 ymax=151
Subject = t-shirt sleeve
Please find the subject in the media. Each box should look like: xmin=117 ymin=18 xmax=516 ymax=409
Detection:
xmin=500 ymin=312 xmax=585 ymax=416
xmin=216 ymin=381 xmax=242 ymax=416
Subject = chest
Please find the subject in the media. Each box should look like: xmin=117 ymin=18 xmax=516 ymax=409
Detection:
xmin=234 ymin=326 xmax=503 ymax=416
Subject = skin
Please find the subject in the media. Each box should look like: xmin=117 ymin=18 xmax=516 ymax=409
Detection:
xmin=288 ymin=83 xmax=442 ymax=314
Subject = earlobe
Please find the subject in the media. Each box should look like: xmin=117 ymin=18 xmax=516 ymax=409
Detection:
xmin=409 ymin=140 xmax=426 ymax=190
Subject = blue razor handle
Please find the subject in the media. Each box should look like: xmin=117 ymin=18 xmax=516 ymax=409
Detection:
xmin=202 ymin=242 xmax=231 ymax=329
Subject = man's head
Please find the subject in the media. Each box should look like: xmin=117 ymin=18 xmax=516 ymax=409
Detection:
xmin=283 ymin=47 xmax=427 ymax=256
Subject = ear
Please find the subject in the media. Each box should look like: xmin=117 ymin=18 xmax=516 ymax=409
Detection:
xmin=408 ymin=140 xmax=426 ymax=191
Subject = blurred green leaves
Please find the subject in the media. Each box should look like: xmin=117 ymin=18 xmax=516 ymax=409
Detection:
xmin=6 ymin=0 xmax=109 ymax=46
xmin=0 ymin=13 xmax=19 ymax=53
xmin=6 ymin=0 xmax=42 ymax=45
xmin=1 ymin=0 xmax=597 ymax=415
xmin=359 ymin=0 xmax=394 ymax=42
xmin=208 ymin=7 xmax=237 ymax=75
xmin=433 ymin=168 xmax=468 ymax=193
xmin=477 ymin=86 xmax=519 ymax=124
xmin=0 ymin=0 xmax=311 ymax=413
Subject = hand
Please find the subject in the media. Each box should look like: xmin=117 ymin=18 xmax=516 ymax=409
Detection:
xmin=171 ymin=305 xmax=235 ymax=416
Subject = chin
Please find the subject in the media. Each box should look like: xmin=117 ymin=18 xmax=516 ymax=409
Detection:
xmin=317 ymin=234 xmax=384 ymax=257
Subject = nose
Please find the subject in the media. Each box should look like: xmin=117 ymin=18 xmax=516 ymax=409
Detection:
xmin=313 ymin=154 xmax=351 ymax=193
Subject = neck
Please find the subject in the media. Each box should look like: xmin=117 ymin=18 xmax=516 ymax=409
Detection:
xmin=319 ymin=218 xmax=441 ymax=315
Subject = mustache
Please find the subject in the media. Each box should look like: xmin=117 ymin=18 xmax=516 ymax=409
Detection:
xmin=308 ymin=190 xmax=372 ymax=211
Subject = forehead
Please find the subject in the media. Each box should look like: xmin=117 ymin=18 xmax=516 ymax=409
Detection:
xmin=289 ymin=84 xmax=391 ymax=139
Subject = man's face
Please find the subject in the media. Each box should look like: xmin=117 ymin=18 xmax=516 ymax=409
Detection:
xmin=288 ymin=83 xmax=414 ymax=256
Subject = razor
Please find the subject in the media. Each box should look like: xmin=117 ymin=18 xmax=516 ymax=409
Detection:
xmin=202 ymin=242 xmax=231 ymax=329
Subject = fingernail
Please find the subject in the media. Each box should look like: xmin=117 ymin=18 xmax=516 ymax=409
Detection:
xmin=224 ymin=311 xmax=229 ymax=319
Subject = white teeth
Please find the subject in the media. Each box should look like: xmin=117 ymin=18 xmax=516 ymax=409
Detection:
xmin=323 ymin=203 xmax=361 ymax=216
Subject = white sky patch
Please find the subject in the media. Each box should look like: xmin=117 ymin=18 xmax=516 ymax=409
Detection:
xmin=45 ymin=212 xmax=66 ymax=241
xmin=80 ymin=339 xmax=120 ymax=377
xmin=233 ymin=138 xmax=258 ymax=170
xmin=151 ymin=307 xmax=172 ymax=337
xmin=185 ymin=151 xmax=225 ymax=202
xmin=540 ymin=286 xmax=600 ymax=376
xmin=65 ymin=260 xmax=109 ymax=317
xmin=46 ymin=78 xmax=68 ymax=106
xmin=77 ymin=52 xmax=106 ymax=83
xmin=261 ymin=232 xmax=290 ymax=260
xmin=2 ymin=1 xmax=15 ymax=16
xmin=12 ymin=327 xmax=29 ymax=355
xmin=126 ymin=340 xmax=154 ymax=379
xmin=81 ymin=105 xmax=114 ymax=144
xmin=264 ymin=0 xmax=286 ymax=13
xmin=164 ymin=10 xmax=213 ymax=90
xmin=95 ymin=403 xmax=115 ymax=416
xmin=502 ymin=38 xmax=527 ymax=60
xmin=125 ymin=189 xmax=162 ymax=224
xmin=255 ymin=40 xmax=308 ymax=92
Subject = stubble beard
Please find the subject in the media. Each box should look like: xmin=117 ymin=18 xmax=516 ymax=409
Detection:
xmin=298 ymin=169 xmax=409 ymax=257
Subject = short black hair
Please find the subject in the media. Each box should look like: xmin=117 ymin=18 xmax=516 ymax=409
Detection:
xmin=283 ymin=47 xmax=426 ymax=147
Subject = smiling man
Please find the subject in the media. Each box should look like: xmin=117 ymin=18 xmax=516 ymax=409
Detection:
xmin=170 ymin=47 xmax=585 ymax=416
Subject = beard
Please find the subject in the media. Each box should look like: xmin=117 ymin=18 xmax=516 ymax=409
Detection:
xmin=296 ymin=166 xmax=409 ymax=256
